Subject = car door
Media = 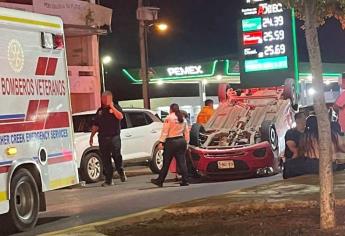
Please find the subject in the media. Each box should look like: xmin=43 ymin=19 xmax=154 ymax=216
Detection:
xmin=121 ymin=111 xmax=158 ymax=160
xmin=73 ymin=114 xmax=97 ymax=168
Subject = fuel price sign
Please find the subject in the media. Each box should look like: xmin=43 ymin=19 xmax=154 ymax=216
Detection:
xmin=239 ymin=0 xmax=298 ymax=88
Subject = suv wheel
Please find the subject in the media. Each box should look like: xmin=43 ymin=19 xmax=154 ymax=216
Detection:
xmin=149 ymin=146 xmax=164 ymax=174
xmin=81 ymin=152 xmax=103 ymax=183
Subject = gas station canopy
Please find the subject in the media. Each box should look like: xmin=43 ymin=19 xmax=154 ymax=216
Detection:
xmin=122 ymin=59 xmax=345 ymax=85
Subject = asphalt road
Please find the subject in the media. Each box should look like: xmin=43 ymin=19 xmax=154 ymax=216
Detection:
xmin=12 ymin=168 xmax=282 ymax=236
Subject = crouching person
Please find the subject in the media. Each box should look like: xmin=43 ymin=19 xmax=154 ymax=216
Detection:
xmin=283 ymin=116 xmax=340 ymax=179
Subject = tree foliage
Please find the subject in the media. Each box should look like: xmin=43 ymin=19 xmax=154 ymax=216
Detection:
xmin=270 ymin=0 xmax=345 ymax=230
xmin=273 ymin=0 xmax=345 ymax=28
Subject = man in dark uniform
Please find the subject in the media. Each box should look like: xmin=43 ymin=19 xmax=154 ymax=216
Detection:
xmin=89 ymin=91 xmax=127 ymax=186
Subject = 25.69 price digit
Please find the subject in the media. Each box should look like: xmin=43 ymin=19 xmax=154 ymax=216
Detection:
xmin=264 ymin=44 xmax=286 ymax=56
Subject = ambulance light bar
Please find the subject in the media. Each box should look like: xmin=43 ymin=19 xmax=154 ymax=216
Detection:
xmin=41 ymin=32 xmax=64 ymax=50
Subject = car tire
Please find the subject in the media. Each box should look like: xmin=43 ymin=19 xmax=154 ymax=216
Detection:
xmin=283 ymin=78 xmax=298 ymax=110
xmin=190 ymin=123 xmax=205 ymax=146
xmin=261 ymin=120 xmax=279 ymax=153
xmin=4 ymin=168 xmax=40 ymax=233
xmin=81 ymin=152 xmax=103 ymax=183
xmin=149 ymin=145 xmax=164 ymax=174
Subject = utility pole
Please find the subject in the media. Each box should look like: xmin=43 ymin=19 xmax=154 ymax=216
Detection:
xmin=138 ymin=0 xmax=150 ymax=109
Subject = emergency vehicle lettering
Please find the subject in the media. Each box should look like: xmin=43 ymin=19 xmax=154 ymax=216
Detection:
xmin=1 ymin=78 xmax=66 ymax=96
xmin=1 ymin=55 xmax=64 ymax=96
xmin=0 ymin=129 xmax=69 ymax=145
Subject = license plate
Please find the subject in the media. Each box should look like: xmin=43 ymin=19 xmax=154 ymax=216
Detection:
xmin=217 ymin=160 xmax=235 ymax=169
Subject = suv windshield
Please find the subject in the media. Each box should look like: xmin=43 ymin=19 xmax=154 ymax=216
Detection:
xmin=73 ymin=113 xmax=128 ymax=132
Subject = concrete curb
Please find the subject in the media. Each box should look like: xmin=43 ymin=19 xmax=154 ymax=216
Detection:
xmin=40 ymin=207 xmax=165 ymax=236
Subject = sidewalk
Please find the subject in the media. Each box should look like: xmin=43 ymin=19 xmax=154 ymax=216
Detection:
xmin=42 ymin=172 xmax=345 ymax=236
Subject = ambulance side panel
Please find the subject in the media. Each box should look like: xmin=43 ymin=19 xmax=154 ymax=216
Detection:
xmin=0 ymin=9 xmax=78 ymax=214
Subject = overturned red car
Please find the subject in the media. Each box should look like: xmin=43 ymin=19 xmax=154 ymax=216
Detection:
xmin=188 ymin=87 xmax=295 ymax=179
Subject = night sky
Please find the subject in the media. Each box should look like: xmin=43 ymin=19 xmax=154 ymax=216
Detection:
xmin=99 ymin=0 xmax=345 ymax=101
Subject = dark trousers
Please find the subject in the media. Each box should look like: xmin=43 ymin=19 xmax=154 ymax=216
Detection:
xmin=99 ymin=135 xmax=124 ymax=182
xmin=158 ymin=137 xmax=188 ymax=184
xmin=283 ymin=157 xmax=337 ymax=179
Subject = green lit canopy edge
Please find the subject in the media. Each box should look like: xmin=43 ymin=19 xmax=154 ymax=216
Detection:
xmin=122 ymin=60 xmax=344 ymax=84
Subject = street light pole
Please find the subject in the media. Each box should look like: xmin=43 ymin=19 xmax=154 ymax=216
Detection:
xmin=101 ymin=62 xmax=105 ymax=92
xmin=100 ymin=56 xmax=112 ymax=93
xmin=138 ymin=0 xmax=150 ymax=109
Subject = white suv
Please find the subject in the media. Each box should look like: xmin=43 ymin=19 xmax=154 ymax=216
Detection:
xmin=72 ymin=108 xmax=163 ymax=183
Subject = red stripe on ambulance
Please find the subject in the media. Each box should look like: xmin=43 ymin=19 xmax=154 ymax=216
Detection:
xmin=0 ymin=118 xmax=24 ymax=123
xmin=0 ymin=166 xmax=10 ymax=174
xmin=35 ymin=57 xmax=58 ymax=76
xmin=48 ymin=153 xmax=73 ymax=165
xmin=25 ymin=100 xmax=40 ymax=121
xmin=0 ymin=100 xmax=69 ymax=134
xmin=46 ymin=58 xmax=58 ymax=76
xmin=45 ymin=112 xmax=69 ymax=129
xmin=35 ymin=57 xmax=48 ymax=76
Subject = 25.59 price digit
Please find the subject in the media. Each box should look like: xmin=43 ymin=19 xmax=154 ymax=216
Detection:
xmin=263 ymin=30 xmax=285 ymax=42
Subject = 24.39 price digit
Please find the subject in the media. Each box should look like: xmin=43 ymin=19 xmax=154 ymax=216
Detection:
xmin=262 ymin=15 xmax=284 ymax=28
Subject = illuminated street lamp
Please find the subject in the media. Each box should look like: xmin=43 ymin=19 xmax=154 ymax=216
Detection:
xmin=101 ymin=56 xmax=112 ymax=92
xmin=137 ymin=3 xmax=170 ymax=109
xmin=156 ymin=23 xmax=168 ymax=32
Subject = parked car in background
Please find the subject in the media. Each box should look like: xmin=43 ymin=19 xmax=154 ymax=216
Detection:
xmin=73 ymin=108 xmax=163 ymax=183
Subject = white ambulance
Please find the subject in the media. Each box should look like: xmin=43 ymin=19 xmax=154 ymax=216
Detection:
xmin=0 ymin=8 xmax=79 ymax=232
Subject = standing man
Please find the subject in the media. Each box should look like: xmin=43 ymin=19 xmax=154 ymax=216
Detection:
xmin=284 ymin=112 xmax=307 ymax=160
xmin=89 ymin=91 xmax=127 ymax=186
xmin=197 ymin=99 xmax=214 ymax=125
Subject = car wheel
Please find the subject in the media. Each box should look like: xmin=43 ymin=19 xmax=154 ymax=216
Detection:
xmin=283 ymin=78 xmax=298 ymax=110
xmin=261 ymin=121 xmax=279 ymax=152
xmin=4 ymin=169 xmax=39 ymax=233
xmin=149 ymin=146 xmax=164 ymax=174
xmin=81 ymin=152 xmax=103 ymax=183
